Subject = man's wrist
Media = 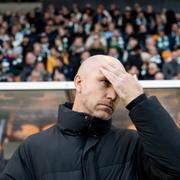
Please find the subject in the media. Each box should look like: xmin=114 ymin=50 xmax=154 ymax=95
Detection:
xmin=126 ymin=93 xmax=147 ymax=111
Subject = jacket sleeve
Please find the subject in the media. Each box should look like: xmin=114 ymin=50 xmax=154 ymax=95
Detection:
xmin=0 ymin=142 xmax=35 ymax=180
xmin=129 ymin=96 xmax=180 ymax=179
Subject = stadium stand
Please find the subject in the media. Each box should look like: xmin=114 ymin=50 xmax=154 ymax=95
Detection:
xmin=0 ymin=3 xmax=180 ymax=82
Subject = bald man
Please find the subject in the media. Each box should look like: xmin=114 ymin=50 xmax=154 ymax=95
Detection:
xmin=1 ymin=55 xmax=180 ymax=180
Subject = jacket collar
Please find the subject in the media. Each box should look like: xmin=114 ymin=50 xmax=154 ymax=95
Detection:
xmin=57 ymin=102 xmax=111 ymax=137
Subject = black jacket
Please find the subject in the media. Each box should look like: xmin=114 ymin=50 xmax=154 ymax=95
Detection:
xmin=1 ymin=96 xmax=180 ymax=180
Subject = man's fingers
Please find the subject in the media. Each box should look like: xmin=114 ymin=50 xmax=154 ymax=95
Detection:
xmin=133 ymin=74 xmax=138 ymax=81
xmin=100 ymin=67 xmax=119 ymax=84
xmin=101 ymin=62 xmax=126 ymax=76
xmin=103 ymin=57 xmax=126 ymax=73
xmin=101 ymin=64 xmax=117 ymax=75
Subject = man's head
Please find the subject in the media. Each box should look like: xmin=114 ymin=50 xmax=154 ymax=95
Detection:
xmin=73 ymin=55 xmax=122 ymax=120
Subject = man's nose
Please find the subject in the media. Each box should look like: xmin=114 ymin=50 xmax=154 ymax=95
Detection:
xmin=106 ymin=87 xmax=118 ymax=101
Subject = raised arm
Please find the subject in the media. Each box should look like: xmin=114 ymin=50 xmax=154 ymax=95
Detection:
xmin=100 ymin=58 xmax=180 ymax=179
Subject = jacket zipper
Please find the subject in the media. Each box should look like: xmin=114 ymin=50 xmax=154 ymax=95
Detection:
xmin=81 ymin=116 xmax=94 ymax=179
xmin=81 ymin=115 xmax=90 ymax=179
xmin=81 ymin=155 xmax=87 ymax=179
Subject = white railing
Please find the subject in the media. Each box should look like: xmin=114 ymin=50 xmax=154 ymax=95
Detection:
xmin=0 ymin=80 xmax=179 ymax=90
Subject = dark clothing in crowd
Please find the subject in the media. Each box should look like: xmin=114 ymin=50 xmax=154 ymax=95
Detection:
xmin=125 ymin=51 xmax=143 ymax=72
xmin=162 ymin=60 xmax=180 ymax=79
xmin=1 ymin=95 xmax=180 ymax=180
xmin=142 ymin=74 xmax=155 ymax=80
xmin=68 ymin=53 xmax=81 ymax=80
xmin=20 ymin=65 xmax=34 ymax=81
xmin=89 ymin=48 xmax=105 ymax=56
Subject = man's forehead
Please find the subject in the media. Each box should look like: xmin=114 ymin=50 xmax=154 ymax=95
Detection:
xmin=85 ymin=55 xmax=117 ymax=67
xmin=78 ymin=55 xmax=122 ymax=77
xmin=92 ymin=55 xmax=116 ymax=62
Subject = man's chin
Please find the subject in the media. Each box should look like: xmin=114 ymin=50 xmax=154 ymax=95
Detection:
xmin=98 ymin=104 xmax=114 ymax=113
xmin=94 ymin=110 xmax=112 ymax=120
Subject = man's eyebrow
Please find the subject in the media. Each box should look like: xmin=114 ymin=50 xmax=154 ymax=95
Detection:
xmin=97 ymin=74 xmax=106 ymax=79
xmin=97 ymin=75 xmax=110 ymax=82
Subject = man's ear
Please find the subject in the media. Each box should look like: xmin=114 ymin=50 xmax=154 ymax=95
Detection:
xmin=74 ymin=74 xmax=82 ymax=93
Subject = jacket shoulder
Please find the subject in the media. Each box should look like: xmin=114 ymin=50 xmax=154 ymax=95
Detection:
xmin=23 ymin=125 xmax=59 ymax=151
xmin=108 ymin=127 xmax=139 ymax=148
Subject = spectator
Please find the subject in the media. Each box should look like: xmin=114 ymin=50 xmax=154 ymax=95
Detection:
xmin=171 ymin=26 xmax=180 ymax=49
xmin=143 ymin=62 xmax=159 ymax=80
xmin=21 ymin=35 xmax=32 ymax=61
xmin=80 ymin=50 xmax=90 ymax=64
xmin=145 ymin=4 xmax=156 ymax=33
xmin=34 ymin=62 xmax=47 ymax=81
xmin=52 ymin=67 xmax=66 ymax=81
xmin=39 ymin=33 xmax=50 ymax=57
xmin=47 ymin=47 xmax=63 ymax=78
xmin=33 ymin=42 xmax=47 ymax=64
xmin=137 ymin=24 xmax=150 ymax=48
xmin=147 ymin=46 xmax=163 ymax=68
xmin=127 ymin=65 xmax=140 ymax=79
xmin=85 ymin=23 xmax=107 ymax=49
xmin=20 ymin=52 xmax=36 ymax=81
xmin=108 ymin=47 xmax=120 ymax=59
xmin=156 ymin=28 xmax=170 ymax=52
xmin=123 ymin=23 xmax=135 ymax=45
xmin=27 ymin=70 xmax=44 ymax=82
xmin=124 ymin=37 xmax=143 ymax=72
xmin=68 ymin=37 xmax=84 ymax=80
xmin=136 ymin=11 xmax=147 ymax=27
xmin=70 ymin=37 xmax=85 ymax=55
xmin=162 ymin=50 xmax=180 ymax=79
xmin=88 ymin=35 xmax=106 ymax=56
xmin=122 ymin=6 xmax=134 ymax=30
xmin=154 ymin=71 xmax=165 ymax=80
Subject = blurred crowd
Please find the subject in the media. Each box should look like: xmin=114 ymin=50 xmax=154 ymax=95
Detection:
xmin=0 ymin=3 xmax=180 ymax=82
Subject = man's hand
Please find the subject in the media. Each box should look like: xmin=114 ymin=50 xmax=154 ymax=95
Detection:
xmin=100 ymin=58 xmax=143 ymax=106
